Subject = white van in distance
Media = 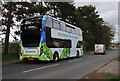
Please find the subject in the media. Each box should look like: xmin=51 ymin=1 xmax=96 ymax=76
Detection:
xmin=94 ymin=44 xmax=105 ymax=54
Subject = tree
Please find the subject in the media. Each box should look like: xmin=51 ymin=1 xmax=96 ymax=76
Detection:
xmin=75 ymin=5 xmax=109 ymax=50
xmin=14 ymin=2 xmax=48 ymax=22
xmin=102 ymin=23 xmax=115 ymax=49
xmin=2 ymin=2 xmax=17 ymax=54
xmin=47 ymin=2 xmax=76 ymax=25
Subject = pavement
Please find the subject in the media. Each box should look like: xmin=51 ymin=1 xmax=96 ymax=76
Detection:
xmin=81 ymin=58 xmax=119 ymax=79
xmin=96 ymin=59 xmax=119 ymax=75
xmin=2 ymin=49 xmax=118 ymax=79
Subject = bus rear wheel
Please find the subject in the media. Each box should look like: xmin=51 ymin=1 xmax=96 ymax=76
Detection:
xmin=53 ymin=53 xmax=59 ymax=62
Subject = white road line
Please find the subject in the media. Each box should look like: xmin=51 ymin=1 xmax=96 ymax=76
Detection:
xmin=68 ymin=59 xmax=77 ymax=63
xmin=23 ymin=64 xmax=59 ymax=73
xmin=77 ymin=58 xmax=83 ymax=61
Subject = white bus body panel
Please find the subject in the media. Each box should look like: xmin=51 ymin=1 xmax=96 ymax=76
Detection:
xmin=51 ymin=28 xmax=83 ymax=57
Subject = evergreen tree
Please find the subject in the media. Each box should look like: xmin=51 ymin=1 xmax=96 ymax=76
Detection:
xmin=2 ymin=2 xmax=17 ymax=54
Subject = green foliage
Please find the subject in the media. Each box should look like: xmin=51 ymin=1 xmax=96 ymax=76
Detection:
xmin=48 ymin=2 xmax=76 ymax=25
xmin=109 ymin=74 xmax=120 ymax=81
xmin=14 ymin=2 xmax=49 ymax=22
xmin=83 ymin=49 xmax=94 ymax=54
xmin=115 ymin=57 xmax=120 ymax=61
xmin=2 ymin=53 xmax=18 ymax=62
xmin=2 ymin=43 xmax=19 ymax=55
xmin=75 ymin=5 xmax=115 ymax=50
xmin=2 ymin=43 xmax=19 ymax=61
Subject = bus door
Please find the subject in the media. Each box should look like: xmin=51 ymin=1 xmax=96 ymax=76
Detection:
xmin=70 ymin=40 xmax=78 ymax=57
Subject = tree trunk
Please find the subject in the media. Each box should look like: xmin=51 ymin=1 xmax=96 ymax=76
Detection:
xmin=3 ymin=3 xmax=12 ymax=54
xmin=3 ymin=25 xmax=10 ymax=54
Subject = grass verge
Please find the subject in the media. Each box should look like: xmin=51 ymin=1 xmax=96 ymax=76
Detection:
xmin=109 ymin=74 xmax=120 ymax=80
xmin=106 ymin=48 xmax=112 ymax=51
xmin=2 ymin=53 xmax=18 ymax=62
xmin=115 ymin=57 xmax=120 ymax=61
xmin=84 ymin=49 xmax=94 ymax=54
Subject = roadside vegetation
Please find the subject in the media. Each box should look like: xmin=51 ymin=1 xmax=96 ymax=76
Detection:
xmin=2 ymin=43 xmax=19 ymax=62
xmin=83 ymin=49 xmax=94 ymax=54
xmin=109 ymin=74 xmax=120 ymax=80
xmin=2 ymin=53 xmax=18 ymax=62
xmin=106 ymin=48 xmax=112 ymax=51
xmin=115 ymin=57 xmax=120 ymax=61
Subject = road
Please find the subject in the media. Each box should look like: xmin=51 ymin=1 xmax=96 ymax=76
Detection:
xmin=2 ymin=49 xmax=118 ymax=79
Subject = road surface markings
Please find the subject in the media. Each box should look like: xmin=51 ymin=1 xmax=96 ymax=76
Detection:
xmin=68 ymin=58 xmax=84 ymax=63
xmin=68 ymin=59 xmax=78 ymax=63
xmin=22 ymin=63 xmax=59 ymax=73
xmin=77 ymin=58 xmax=83 ymax=61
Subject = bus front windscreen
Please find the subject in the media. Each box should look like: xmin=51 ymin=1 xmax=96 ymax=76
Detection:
xmin=21 ymin=17 xmax=42 ymax=47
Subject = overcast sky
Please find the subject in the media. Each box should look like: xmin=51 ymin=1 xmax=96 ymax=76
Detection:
xmin=75 ymin=2 xmax=119 ymax=43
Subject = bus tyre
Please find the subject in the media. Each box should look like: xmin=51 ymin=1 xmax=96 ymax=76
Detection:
xmin=103 ymin=51 xmax=106 ymax=55
xmin=94 ymin=52 xmax=97 ymax=55
xmin=53 ymin=53 xmax=59 ymax=62
xmin=76 ymin=51 xmax=79 ymax=58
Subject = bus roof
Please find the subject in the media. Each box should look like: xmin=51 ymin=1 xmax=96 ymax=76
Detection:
xmin=21 ymin=15 xmax=82 ymax=31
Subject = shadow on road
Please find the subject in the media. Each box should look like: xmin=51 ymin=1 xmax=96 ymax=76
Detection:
xmin=15 ymin=56 xmax=82 ymax=65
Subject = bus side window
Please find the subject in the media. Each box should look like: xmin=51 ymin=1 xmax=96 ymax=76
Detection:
xmin=66 ymin=25 xmax=71 ymax=33
xmin=72 ymin=28 xmax=75 ymax=34
xmin=53 ymin=20 xmax=60 ymax=29
xmin=67 ymin=40 xmax=71 ymax=48
xmin=76 ymin=41 xmax=82 ymax=48
xmin=60 ymin=22 xmax=66 ymax=31
xmin=75 ymin=28 xmax=79 ymax=35
xmin=78 ymin=29 xmax=81 ymax=35
xmin=46 ymin=18 xmax=52 ymax=27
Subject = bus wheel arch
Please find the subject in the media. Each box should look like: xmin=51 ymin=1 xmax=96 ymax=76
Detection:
xmin=76 ymin=50 xmax=79 ymax=57
xmin=53 ymin=51 xmax=59 ymax=61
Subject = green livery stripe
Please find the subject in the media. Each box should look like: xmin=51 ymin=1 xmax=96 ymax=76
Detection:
xmin=41 ymin=43 xmax=53 ymax=60
xmin=60 ymin=48 xmax=71 ymax=59
xmin=41 ymin=55 xmax=48 ymax=61
xmin=81 ymin=48 xmax=84 ymax=55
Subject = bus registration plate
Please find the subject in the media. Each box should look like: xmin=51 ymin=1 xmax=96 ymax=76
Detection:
xmin=28 ymin=58 xmax=34 ymax=60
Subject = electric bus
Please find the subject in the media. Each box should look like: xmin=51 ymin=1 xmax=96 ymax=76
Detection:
xmin=19 ymin=15 xmax=83 ymax=61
